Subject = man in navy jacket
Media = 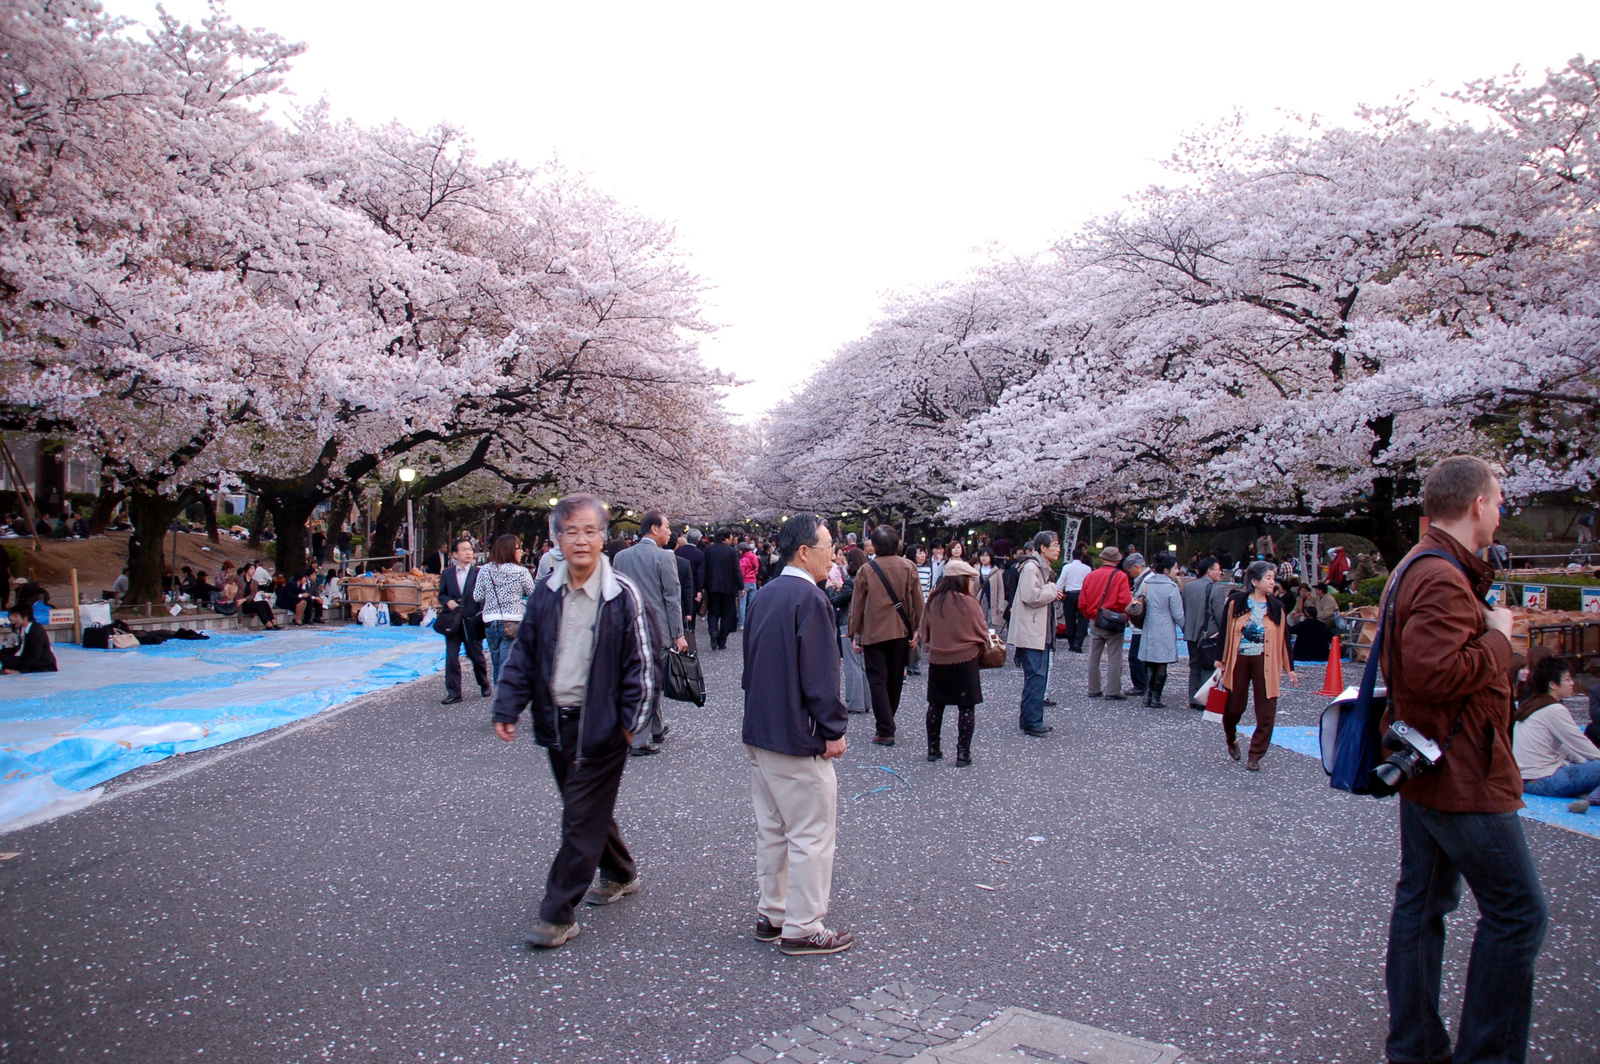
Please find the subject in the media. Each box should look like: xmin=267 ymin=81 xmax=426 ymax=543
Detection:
xmin=741 ymin=514 xmax=853 ymax=956
xmin=492 ymin=495 xmax=655 ymax=950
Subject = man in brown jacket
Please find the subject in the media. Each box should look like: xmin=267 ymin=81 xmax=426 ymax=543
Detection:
xmin=1381 ymin=456 xmax=1547 ymax=1064
xmin=849 ymin=524 xmax=925 ymax=746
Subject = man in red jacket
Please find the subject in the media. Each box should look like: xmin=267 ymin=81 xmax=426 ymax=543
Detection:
xmin=1079 ymin=546 xmax=1132 ymax=699
xmin=1382 ymin=456 xmax=1547 ymax=1064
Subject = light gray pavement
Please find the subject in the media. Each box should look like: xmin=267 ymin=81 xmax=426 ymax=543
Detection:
xmin=1 ymin=634 xmax=1595 ymax=1063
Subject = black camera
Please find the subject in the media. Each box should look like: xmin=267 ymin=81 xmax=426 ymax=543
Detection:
xmin=1370 ymin=720 xmax=1445 ymax=797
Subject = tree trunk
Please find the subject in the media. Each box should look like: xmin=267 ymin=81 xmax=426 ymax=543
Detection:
xmin=125 ymin=485 xmax=194 ymax=605
xmin=248 ymin=502 xmax=265 ymax=549
xmin=370 ymin=485 xmax=404 ymax=566
xmin=203 ymin=489 xmax=220 ymax=544
xmin=88 ymin=482 xmax=124 ymax=536
xmin=265 ymin=496 xmax=317 ymax=577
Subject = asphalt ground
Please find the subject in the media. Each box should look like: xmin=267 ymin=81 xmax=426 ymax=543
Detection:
xmin=1 ymin=634 xmax=1595 ymax=1063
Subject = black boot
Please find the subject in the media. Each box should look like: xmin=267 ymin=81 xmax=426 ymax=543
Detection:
xmin=1150 ymin=673 xmax=1167 ymax=708
xmin=1142 ymin=683 xmax=1155 ymax=707
xmin=925 ymin=705 xmax=944 ymax=761
xmin=955 ymin=705 xmax=974 ymax=767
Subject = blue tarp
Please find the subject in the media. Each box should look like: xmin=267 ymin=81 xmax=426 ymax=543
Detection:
xmin=0 ymin=625 xmax=444 ymax=831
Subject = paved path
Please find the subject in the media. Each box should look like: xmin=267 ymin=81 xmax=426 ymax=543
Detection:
xmin=2 ymin=636 xmax=1595 ymax=1063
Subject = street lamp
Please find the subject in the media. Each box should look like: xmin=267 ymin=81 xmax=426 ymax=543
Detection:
xmin=398 ymin=467 xmax=417 ymax=565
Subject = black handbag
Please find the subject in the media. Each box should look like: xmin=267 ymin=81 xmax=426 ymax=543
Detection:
xmin=1084 ymin=570 xmax=1129 ymax=633
xmin=662 ymin=650 xmax=706 ymax=706
xmin=431 ymin=607 xmax=463 ymax=637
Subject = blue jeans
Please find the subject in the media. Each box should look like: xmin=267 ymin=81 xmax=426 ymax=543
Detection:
xmin=1522 ymin=759 xmax=1600 ymax=799
xmin=739 ymin=582 xmax=757 ymax=628
xmin=1018 ymin=647 xmax=1049 ymax=731
xmin=1386 ymin=799 xmax=1548 ymax=1064
xmin=485 ymin=622 xmax=512 ymax=683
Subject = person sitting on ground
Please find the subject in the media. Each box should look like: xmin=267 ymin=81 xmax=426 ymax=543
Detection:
xmin=1586 ymin=683 xmax=1600 ymax=748
xmin=1287 ymin=605 xmax=1336 ymax=665
xmin=110 ymin=567 xmax=130 ymax=603
xmin=1514 ymin=656 xmax=1600 ymax=814
xmin=293 ymin=572 xmax=324 ymax=625
xmin=2 ymin=603 xmax=57 ymax=674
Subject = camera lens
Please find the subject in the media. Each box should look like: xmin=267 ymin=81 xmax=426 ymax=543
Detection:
xmin=1373 ymin=760 xmax=1406 ymax=790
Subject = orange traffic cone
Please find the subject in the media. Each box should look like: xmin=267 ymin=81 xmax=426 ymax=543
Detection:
xmin=1319 ymin=636 xmax=1345 ymax=696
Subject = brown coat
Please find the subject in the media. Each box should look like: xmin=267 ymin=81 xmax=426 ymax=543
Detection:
xmin=1217 ymin=594 xmax=1293 ymax=698
xmin=849 ymin=554 xmax=925 ymax=645
xmin=1380 ymin=527 xmax=1519 ymax=813
xmin=917 ymin=589 xmax=991 ymax=664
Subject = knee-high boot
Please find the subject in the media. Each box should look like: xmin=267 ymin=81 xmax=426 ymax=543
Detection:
xmin=925 ymin=704 xmax=944 ymax=761
xmin=1150 ymin=665 xmax=1168 ymax=708
xmin=956 ymin=705 xmax=975 ymax=766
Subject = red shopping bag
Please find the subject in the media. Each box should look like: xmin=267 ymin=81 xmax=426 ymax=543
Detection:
xmin=1203 ymin=682 xmax=1228 ymax=723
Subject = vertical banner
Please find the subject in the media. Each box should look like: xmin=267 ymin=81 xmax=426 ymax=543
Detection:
xmin=1297 ymin=534 xmax=1321 ymax=583
xmin=1581 ymin=587 xmax=1600 ymax=614
xmin=1062 ymin=516 xmax=1082 ymax=559
xmin=1521 ymin=584 xmax=1547 ymax=611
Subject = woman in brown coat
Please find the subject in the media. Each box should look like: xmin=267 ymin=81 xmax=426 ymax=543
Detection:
xmin=1218 ymin=560 xmax=1299 ymax=770
xmin=917 ymin=559 xmax=992 ymax=766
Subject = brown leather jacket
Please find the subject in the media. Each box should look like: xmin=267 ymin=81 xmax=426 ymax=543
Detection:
xmin=848 ymin=554 xmax=925 ymax=646
xmin=1380 ymin=527 xmax=1520 ymax=813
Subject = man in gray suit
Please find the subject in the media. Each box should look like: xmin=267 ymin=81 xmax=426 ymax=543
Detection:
xmin=613 ymin=510 xmax=686 ymax=755
xmin=1182 ymin=556 xmax=1231 ymax=702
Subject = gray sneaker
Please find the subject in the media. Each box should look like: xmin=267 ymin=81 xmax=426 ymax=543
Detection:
xmin=523 ymin=920 xmax=579 ymax=949
xmin=584 ymin=876 xmax=642 ymax=906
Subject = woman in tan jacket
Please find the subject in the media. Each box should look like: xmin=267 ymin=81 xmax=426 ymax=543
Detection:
xmin=917 ymin=559 xmax=991 ymax=767
xmin=1218 ymin=560 xmax=1299 ymax=770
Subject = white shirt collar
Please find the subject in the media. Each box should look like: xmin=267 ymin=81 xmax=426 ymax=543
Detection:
xmin=781 ymin=565 xmax=814 ymax=582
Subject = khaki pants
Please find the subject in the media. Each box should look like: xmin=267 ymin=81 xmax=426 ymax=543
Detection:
xmin=1086 ymin=626 xmax=1124 ymax=696
xmin=747 ymin=744 xmax=837 ymax=939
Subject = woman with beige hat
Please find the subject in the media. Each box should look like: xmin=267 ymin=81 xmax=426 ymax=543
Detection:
xmin=917 ymin=559 xmax=991 ymax=766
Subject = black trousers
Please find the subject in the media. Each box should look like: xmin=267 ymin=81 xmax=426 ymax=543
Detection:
xmin=862 ymin=638 xmax=910 ymax=739
xmin=540 ymin=714 xmax=635 ymax=925
xmin=1188 ymin=636 xmax=1218 ymax=701
xmin=1127 ymin=632 xmax=1147 ymax=691
xmin=444 ymin=629 xmax=489 ymax=697
xmin=1061 ymin=591 xmax=1084 ymax=650
xmin=706 ymin=592 xmax=739 ymax=648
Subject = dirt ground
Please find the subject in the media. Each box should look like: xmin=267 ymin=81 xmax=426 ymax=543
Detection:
xmin=3 ymin=532 xmax=268 ymax=606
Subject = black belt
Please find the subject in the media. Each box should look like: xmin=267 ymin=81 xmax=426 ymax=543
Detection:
xmin=558 ymin=707 xmax=582 ymax=720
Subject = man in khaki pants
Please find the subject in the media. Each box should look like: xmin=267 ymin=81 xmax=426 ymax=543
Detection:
xmin=741 ymin=514 xmax=854 ymax=956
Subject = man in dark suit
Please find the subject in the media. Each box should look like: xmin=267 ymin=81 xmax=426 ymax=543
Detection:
xmin=742 ymin=514 xmax=853 ymax=956
xmin=439 ymin=537 xmax=490 ymax=704
xmin=675 ymin=528 xmax=707 ymax=650
xmin=423 ymin=543 xmax=450 ymax=576
xmin=2 ymin=605 xmax=57 ymax=674
xmin=703 ymin=528 xmax=743 ymax=650
xmin=670 ymin=531 xmax=698 ymax=653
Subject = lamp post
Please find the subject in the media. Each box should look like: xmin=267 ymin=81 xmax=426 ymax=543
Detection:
xmin=398 ymin=467 xmax=416 ymax=565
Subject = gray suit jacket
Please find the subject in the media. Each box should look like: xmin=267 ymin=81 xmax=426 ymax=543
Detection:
xmin=1181 ymin=575 xmax=1228 ymax=642
xmin=612 ymin=537 xmax=683 ymax=643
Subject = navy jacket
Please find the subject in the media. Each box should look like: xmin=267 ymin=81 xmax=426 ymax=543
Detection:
xmin=490 ymin=558 xmax=655 ymax=759
xmin=675 ymin=542 xmax=705 ymax=601
xmin=741 ymin=572 xmax=848 ymax=757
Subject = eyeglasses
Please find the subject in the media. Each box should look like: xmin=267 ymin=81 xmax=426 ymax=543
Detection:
xmin=559 ymin=527 xmax=605 ymax=542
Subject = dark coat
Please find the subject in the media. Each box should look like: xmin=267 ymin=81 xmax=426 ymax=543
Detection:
xmin=441 ymin=565 xmax=483 ymax=618
xmin=675 ymin=553 xmax=694 ymax=625
xmin=829 ymin=574 xmax=855 ymax=628
xmin=2 ymin=622 xmax=57 ymax=673
xmin=490 ymin=559 xmax=655 ymax=758
xmin=423 ymin=549 xmax=449 ymax=576
xmin=703 ymin=541 xmax=743 ymax=596
xmin=742 ymin=573 xmax=848 ymax=757
xmin=675 ymin=542 xmax=705 ymax=601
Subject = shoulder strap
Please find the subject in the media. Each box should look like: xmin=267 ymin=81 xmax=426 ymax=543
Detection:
xmin=1361 ymin=548 xmax=1472 ymax=706
xmin=868 ymin=558 xmax=912 ymax=637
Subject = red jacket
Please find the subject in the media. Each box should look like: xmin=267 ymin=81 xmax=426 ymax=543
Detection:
xmin=1078 ymin=564 xmax=1131 ymax=620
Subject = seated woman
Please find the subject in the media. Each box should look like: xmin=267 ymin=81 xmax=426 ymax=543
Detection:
xmin=1513 ymin=656 xmax=1600 ymax=814
xmin=2 ymin=604 xmax=57 ymax=674
xmin=293 ymin=572 xmax=323 ymax=625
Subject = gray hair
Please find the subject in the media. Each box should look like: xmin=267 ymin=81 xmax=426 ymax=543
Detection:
xmin=549 ymin=494 xmax=610 ymax=540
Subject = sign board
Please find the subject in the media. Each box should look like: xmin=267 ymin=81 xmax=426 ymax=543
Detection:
xmin=1486 ymin=583 xmax=1505 ymax=607
xmin=1297 ymin=534 xmax=1321 ymax=583
xmin=48 ymin=608 xmax=75 ymax=626
xmin=1582 ymin=587 xmax=1600 ymax=615
xmin=1062 ymin=516 xmax=1082 ymax=559
xmin=1521 ymin=585 xmax=1548 ymax=611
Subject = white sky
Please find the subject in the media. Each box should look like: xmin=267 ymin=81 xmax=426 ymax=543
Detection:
xmin=142 ymin=1 xmax=1598 ymax=419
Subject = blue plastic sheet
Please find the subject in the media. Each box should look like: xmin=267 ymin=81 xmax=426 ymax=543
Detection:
xmin=0 ymin=626 xmax=444 ymax=831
